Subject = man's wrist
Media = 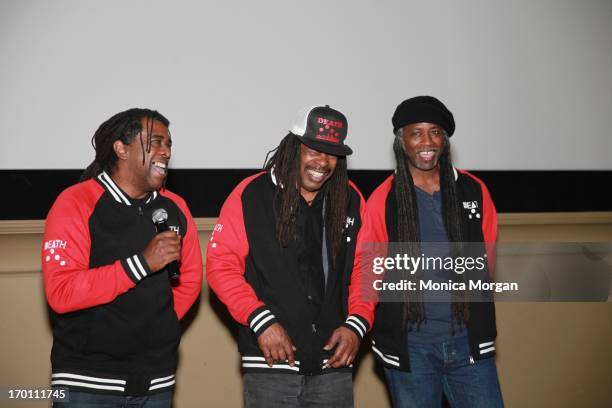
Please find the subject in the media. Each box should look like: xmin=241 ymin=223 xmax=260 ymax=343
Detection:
xmin=247 ymin=306 xmax=278 ymax=337
xmin=342 ymin=314 xmax=369 ymax=339
xmin=120 ymin=253 xmax=152 ymax=284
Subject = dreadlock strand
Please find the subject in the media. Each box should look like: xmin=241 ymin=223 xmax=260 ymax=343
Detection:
xmin=324 ymin=156 xmax=349 ymax=268
xmin=439 ymin=138 xmax=470 ymax=328
xmin=264 ymin=134 xmax=301 ymax=247
xmin=393 ymin=137 xmax=425 ymax=327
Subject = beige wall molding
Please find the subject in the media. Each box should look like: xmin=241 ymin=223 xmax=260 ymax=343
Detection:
xmin=0 ymin=219 xmax=48 ymax=235
xmin=2 ymin=212 xmax=612 ymax=235
xmin=1 ymin=213 xmax=611 ymax=406
xmin=499 ymin=212 xmax=612 ymax=226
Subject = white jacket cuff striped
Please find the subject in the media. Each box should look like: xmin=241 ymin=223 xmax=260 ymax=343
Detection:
xmin=342 ymin=314 xmax=370 ymax=339
xmin=247 ymin=306 xmax=278 ymax=337
xmin=121 ymin=253 xmax=153 ymax=284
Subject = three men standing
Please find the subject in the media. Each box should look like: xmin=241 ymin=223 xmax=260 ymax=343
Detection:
xmin=42 ymin=100 xmax=503 ymax=407
xmin=207 ymin=105 xmax=375 ymax=407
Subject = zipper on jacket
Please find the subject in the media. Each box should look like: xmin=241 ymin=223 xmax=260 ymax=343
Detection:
xmin=469 ymin=355 xmax=475 ymax=364
xmin=138 ymin=206 xmax=143 ymax=216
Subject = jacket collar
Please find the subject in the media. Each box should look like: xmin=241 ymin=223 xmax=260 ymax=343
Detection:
xmin=269 ymin=167 xmax=284 ymax=188
xmin=96 ymin=171 xmax=158 ymax=206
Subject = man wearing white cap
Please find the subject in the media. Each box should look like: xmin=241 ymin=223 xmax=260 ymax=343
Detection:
xmin=207 ymin=105 xmax=375 ymax=407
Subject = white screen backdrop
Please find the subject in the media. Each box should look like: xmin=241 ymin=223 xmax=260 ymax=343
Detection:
xmin=1 ymin=0 xmax=611 ymax=170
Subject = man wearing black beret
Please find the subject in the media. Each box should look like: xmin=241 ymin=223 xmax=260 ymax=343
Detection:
xmin=363 ymin=96 xmax=504 ymax=406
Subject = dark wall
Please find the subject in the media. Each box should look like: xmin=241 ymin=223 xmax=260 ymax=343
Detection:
xmin=1 ymin=169 xmax=610 ymax=219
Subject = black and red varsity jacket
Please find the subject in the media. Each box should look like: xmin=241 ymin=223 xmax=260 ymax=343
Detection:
xmin=206 ymin=171 xmax=375 ymax=375
xmin=363 ymin=169 xmax=498 ymax=371
xmin=42 ymin=171 xmax=203 ymax=395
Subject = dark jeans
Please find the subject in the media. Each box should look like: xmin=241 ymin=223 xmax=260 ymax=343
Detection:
xmin=52 ymin=390 xmax=173 ymax=408
xmin=243 ymin=372 xmax=353 ymax=408
xmin=384 ymin=336 xmax=503 ymax=408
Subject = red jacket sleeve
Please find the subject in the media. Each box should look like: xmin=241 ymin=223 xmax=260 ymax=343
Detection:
xmin=42 ymin=183 xmax=136 ymax=314
xmin=342 ymin=182 xmax=376 ymax=338
xmin=479 ymin=179 xmax=498 ymax=274
xmin=206 ymin=174 xmax=272 ymax=334
xmin=361 ymin=176 xmax=393 ymax=245
xmin=161 ymin=190 xmax=204 ymax=319
xmin=459 ymin=170 xmax=498 ymax=273
xmin=343 ymin=177 xmax=393 ymax=338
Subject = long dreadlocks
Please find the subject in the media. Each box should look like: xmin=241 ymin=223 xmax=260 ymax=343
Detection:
xmin=80 ymin=108 xmax=170 ymax=181
xmin=263 ymin=133 xmax=349 ymax=268
xmin=393 ymin=130 xmax=469 ymax=331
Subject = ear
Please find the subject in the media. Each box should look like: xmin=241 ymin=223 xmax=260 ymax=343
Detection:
xmin=113 ymin=140 xmax=129 ymax=160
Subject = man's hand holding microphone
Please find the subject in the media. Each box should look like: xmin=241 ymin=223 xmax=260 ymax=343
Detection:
xmin=143 ymin=208 xmax=181 ymax=279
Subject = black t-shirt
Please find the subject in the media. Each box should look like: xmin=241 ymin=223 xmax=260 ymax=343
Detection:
xmin=295 ymin=191 xmax=326 ymax=319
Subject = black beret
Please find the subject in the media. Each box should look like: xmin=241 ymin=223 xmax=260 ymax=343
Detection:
xmin=392 ymin=96 xmax=455 ymax=136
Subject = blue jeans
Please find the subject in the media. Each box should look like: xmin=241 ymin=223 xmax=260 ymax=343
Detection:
xmin=52 ymin=390 xmax=173 ymax=408
xmin=243 ymin=372 xmax=353 ymax=408
xmin=384 ymin=336 xmax=503 ymax=408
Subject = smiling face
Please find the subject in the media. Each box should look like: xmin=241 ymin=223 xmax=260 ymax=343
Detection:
xmin=115 ymin=118 xmax=172 ymax=198
xmin=297 ymin=142 xmax=338 ymax=202
xmin=400 ymin=122 xmax=446 ymax=174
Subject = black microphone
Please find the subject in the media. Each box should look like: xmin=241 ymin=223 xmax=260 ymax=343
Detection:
xmin=152 ymin=208 xmax=180 ymax=280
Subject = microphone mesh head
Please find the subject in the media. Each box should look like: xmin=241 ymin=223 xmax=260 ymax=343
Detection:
xmin=152 ymin=208 xmax=168 ymax=224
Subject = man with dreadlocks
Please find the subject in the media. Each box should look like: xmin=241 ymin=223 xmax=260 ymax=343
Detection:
xmin=42 ymin=108 xmax=202 ymax=407
xmin=365 ymin=96 xmax=503 ymax=407
xmin=207 ymin=105 xmax=374 ymax=407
